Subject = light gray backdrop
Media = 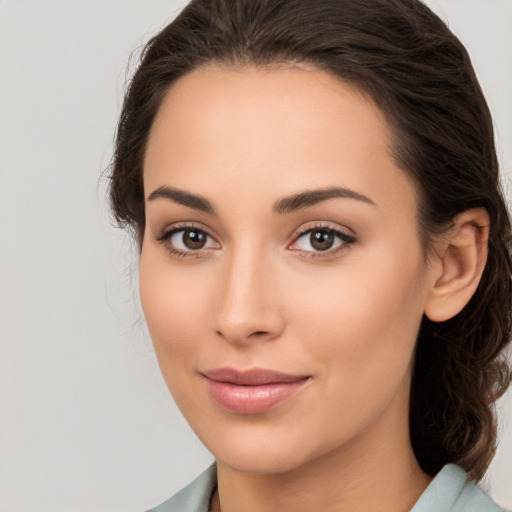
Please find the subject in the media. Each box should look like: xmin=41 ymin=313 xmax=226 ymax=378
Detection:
xmin=0 ymin=1 xmax=511 ymax=511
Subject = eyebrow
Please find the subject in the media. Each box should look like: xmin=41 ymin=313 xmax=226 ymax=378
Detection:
xmin=273 ymin=186 xmax=376 ymax=214
xmin=146 ymin=185 xmax=376 ymax=215
xmin=147 ymin=186 xmax=216 ymax=214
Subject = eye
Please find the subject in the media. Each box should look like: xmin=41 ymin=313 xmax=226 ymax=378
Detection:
xmin=156 ymin=225 xmax=220 ymax=256
xmin=289 ymin=226 xmax=356 ymax=256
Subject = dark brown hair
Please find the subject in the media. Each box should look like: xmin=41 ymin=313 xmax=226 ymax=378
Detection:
xmin=109 ymin=0 xmax=512 ymax=480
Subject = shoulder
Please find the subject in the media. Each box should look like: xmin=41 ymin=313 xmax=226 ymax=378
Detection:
xmin=411 ymin=464 xmax=508 ymax=512
xmin=144 ymin=464 xmax=217 ymax=512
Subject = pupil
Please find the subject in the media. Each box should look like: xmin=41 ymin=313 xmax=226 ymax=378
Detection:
xmin=310 ymin=230 xmax=334 ymax=251
xmin=183 ymin=230 xmax=206 ymax=249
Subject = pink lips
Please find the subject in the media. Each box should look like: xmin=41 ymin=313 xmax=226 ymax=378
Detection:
xmin=201 ymin=367 xmax=310 ymax=414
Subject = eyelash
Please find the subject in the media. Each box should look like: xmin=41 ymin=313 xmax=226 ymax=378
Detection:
xmin=155 ymin=222 xmax=356 ymax=260
xmin=155 ymin=222 xmax=218 ymax=259
xmin=290 ymin=223 xmax=356 ymax=259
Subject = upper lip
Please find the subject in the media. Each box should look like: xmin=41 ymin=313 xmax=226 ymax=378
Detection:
xmin=201 ymin=367 xmax=310 ymax=385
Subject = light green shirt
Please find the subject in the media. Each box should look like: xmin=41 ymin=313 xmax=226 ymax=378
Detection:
xmin=146 ymin=463 xmax=507 ymax=512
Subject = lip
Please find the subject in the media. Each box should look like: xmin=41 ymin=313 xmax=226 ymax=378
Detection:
xmin=201 ymin=367 xmax=310 ymax=415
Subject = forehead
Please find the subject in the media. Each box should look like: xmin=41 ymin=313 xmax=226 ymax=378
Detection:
xmin=146 ymin=64 xmax=388 ymax=166
xmin=143 ymin=64 xmax=417 ymax=217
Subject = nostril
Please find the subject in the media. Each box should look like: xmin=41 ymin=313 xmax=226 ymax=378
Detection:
xmin=215 ymin=329 xmax=273 ymax=344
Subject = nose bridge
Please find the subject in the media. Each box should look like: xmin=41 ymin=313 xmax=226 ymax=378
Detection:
xmin=212 ymin=241 xmax=282 ymax=344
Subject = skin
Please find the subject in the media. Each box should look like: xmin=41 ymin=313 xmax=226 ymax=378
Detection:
xmin=139 ymin=65 xmax=487 ymax=512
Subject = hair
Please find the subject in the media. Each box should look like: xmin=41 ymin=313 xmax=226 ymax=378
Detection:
xmin=109 ymin=0 xmax=512 ymax=481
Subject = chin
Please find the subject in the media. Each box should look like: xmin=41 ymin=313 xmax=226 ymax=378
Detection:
xmin=216 ymin=447 xmax=310 ymax=475
xmin=194 ymin=420 xmax=326 ymax=475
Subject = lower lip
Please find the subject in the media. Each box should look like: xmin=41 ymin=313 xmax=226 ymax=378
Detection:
xmin=204 ymin=377 xmax=309 ymax=415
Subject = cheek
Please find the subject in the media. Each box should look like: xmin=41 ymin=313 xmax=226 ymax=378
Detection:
xmin=139 ymin=253 xmax=217 ymax=420
xmin=287 ymin=246 xmax=427 ymax=377
xmin=139 ymin=250 xmax=211 ymax=364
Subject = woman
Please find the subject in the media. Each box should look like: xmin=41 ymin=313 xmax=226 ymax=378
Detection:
xmin=109 ymin=0 xmax=512 ymax=510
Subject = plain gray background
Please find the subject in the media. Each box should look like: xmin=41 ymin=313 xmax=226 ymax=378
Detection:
xmin=0 ymin=1 xmax=511 ymax=510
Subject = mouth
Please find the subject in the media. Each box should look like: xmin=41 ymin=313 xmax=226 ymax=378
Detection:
xmin=201 ymin=367 xmax=311 ymax=415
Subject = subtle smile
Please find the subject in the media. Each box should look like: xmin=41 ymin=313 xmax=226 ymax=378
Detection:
xmin=201 ymin=367 xmax=311 ymax=415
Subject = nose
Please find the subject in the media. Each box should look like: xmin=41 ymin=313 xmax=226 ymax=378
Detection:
xmin=211 ymin=248 xmax=285 ymax=346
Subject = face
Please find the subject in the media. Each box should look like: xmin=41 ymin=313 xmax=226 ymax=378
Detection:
xmin=140 ymin=65 xmax=434 ymax=475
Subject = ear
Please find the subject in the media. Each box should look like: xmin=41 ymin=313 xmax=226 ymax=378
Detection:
xmin=424 ymin=208 xmax=489 ymax=323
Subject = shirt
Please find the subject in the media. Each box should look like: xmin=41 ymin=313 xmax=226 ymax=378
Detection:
xmin=146 ymin=463 xmax=507 ymax=512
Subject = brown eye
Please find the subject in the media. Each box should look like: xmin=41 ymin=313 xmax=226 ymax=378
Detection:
xmin=310 ymin=230 xmax=335 ymax=251
xmin=289 ymin=225 xmax=356 ymax=255
xmin=159 ymin=227 xmax=219 ymax=255
xmin=181 ymin=229 xmax=207 ymax=250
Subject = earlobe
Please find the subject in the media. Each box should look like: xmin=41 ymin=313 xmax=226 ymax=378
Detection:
xmin=424 ymin=208 xmax=489 ymax=323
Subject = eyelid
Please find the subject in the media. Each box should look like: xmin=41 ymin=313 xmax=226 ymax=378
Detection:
xmin=155 ymin=221 xmax=216 ymax=242
xmin=290 ymin=221 xmax=355 ymax=239
xmin=288 ymin=221 xmax=357 ymax=257
xmin=155 ymin=221 xmax=221 ymax=257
